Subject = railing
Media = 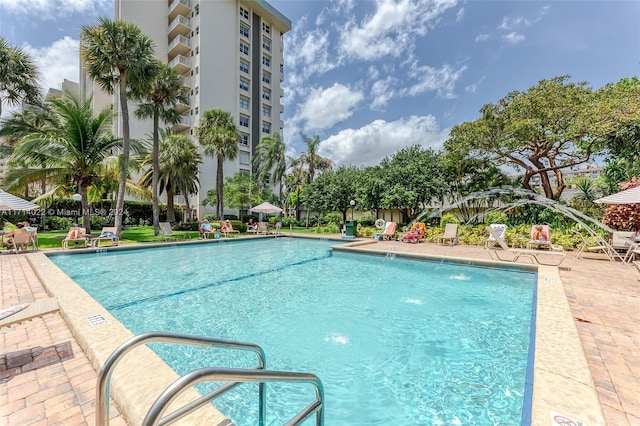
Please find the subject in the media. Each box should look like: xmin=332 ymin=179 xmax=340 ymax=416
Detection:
xmin=96 ymin=331 xmax=324 ymax=426
xmin=168 ymin=54 xmax=191 ymax=69
xmin=168 ymin=34 xmax=190 ymax=52
xmin=168 ymin=15 xmax=190 ymax=33
xmin=168 ymin=0 xmax=190 ymax=15
xmin=144 ymin=367 xmax=324 ymax=426
xmin=95 ymin=332 xmax=266 ymax=425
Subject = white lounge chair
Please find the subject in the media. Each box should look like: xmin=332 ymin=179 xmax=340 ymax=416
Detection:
xmin=62 ymin=227 xmax=90 ymax=250
xmin=91 ymin=227 xmax=119 ymax=247
xmin=159 ymin=222 xmax=190 ymax=241
xmin=485 ymin=226 xmax=566 ymax=267
xmin=437 ymin=223 xmax=458 ymax=246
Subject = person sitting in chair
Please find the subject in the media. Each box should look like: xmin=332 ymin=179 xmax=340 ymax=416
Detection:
xmin=247 ymin=218 xmax=257 ymax=231
xmin=2 ymin=223 xmax=25 ymax=247
xmin=199 ymin=219 xmax=216 ymax=238
xmin=532 ymin=225 xmax=548 ymax=242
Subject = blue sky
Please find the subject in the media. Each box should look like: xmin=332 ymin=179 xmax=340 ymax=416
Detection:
xmin=1 ymin=0 xmax=638 ymax=168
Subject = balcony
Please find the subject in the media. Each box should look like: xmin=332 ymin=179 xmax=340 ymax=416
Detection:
xmin=174 ymin=98 xmax=189 ymax=114
xmin=182 ymin=75 xmax=191 ymax=89
xmin=172 ymin=115 xmax=191 ymax=132
xmin=169 ymin=54 xmax=191 ymax=74
xmin=168 ymin=0 xmax=190 ymax=21
xmin=168 ymin=15 xmax=190 ymax=39
xmin=168 ymin=34 xmax=191 ymax=60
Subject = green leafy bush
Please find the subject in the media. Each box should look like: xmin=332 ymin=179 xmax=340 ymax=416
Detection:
xmin=45 ymin=216 xmax=74 ymax=230
xmin=358 ymin=215 xmax=375 ymax=227
xmin=440 ymin=213 xmax=459 ymax=226
xmin=486 ymin=211 xmax=508 ymax=224
xmin=322 ymin=212 xmax=342 ymax=225
xmin=281 ymin=216 xmax=297 ymax=227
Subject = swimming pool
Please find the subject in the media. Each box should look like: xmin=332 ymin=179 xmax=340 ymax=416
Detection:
xmin=51 ymin=238 xmax=536 ymax=425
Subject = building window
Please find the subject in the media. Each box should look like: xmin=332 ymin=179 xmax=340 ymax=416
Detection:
xmin=194 ymin=4 xmax=199 ymax=15
xmin=195 ymin=46 xmax=199 ymax=55
xmin=262 ymin=88 xmax=271 ymax=101
xmin=262 ymin=22 xmax=270 ymax=34
xmin=262 ymin=37 xmax=271 ymax=52
xmin=239 ymin=42 xmax=249 ymax=55
xmin=195 ymin=66 xmax=199 ymax=74
xmin=262 ymin=55 xmax=270 ymax=67
xmin=239 ymin=60 xmax=249 ymax=73
xmin=239 ymin=151 xmax=250 ymax=165
xmin=196 ymin=26 xmax=199 ymax=35
xmin=239 ymin=169 xmax=250 ymax=177
xmin=195 ymin=107 xmax=199 ymax=115
xmin=240 ymin=96 xmax=249 ymax=109
xmin=195 ymin=86 xmax=199 ymax=95
xmin=239 ymin=78 xmax=249 ymax=91
xmin=240 ymin=23 xmax=250 ymax=38
xmin=239 ymin=115 xmax=249 ymax=127
xmin=280 ymin=64 xmax=284 ymax=73
xmin=262 ymin=122 xmax=271 ymax=133
xmin=240 ymin=6 xmax=249 ymax=19
xmin=240 ymin=134 xmax=249 ymax=145
xmin=262 ymin=105 xmax=271 ymax=117
xmin=262 ymin=71 xmax=271 ymax=84
xmin=265 ymin=173 xmax=271 ymax=184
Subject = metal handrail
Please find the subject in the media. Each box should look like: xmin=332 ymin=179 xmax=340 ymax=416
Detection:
xmin=95 ymin=331 xmax=266 ymax=426
xmin=143 ymin=367 xmax=324 ymax=426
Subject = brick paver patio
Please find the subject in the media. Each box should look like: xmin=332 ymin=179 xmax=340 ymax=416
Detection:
xmin=1 ymin=240 xmax=638 ymax=425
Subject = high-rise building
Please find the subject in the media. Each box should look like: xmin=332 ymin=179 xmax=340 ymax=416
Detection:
xmin=86 ymin=0 xmax=290 ymax=218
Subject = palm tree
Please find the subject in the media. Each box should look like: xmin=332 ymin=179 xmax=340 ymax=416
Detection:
xmin=134 ymin=62 xmax=190 ymax=235
xmin=196 ymin=108 xmax=240 ymax=218
xmin=81 ymin=17 xmax=158 ymax=236
xmin=139 ymin=132 xmax=201 ymax=223
xmin=2 ymin=91 xmax=120 ymax=233
xmin=299 ymin=133 xmax=333 ymax=183
xmin=252 ymin=133 xmax=286 ymax=204
xmin=0 ymin=36 xmax=41 ymax=117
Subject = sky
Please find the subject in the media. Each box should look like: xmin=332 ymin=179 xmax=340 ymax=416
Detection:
xmin=0 ymin=0 xmax=639 ymax=168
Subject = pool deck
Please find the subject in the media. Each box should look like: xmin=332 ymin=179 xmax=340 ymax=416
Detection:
xmin=1 ymin=236 xmax=639 ymax=425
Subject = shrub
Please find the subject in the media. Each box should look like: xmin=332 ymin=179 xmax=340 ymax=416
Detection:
xmin=486 ymin=211 xmax=508 ymax=224
xmin=281 ymin=216 xmax=297 ymax=227
xmin=323 ymin=212 xmax=342 ymax=225
xmin=358 ymin=214 xmax=375 ymax=227
xmin=440 ymin=213 xmax=459 ymax=226
xmin=46 ymin=216 xmax=74 ymax=230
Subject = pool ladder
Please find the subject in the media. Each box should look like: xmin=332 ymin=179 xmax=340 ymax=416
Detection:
xmin=96 ymin=331 xmax=324 ymax=426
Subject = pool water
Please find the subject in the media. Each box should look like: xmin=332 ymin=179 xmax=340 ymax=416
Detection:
xmin=51 ymin=238 xmax=536 ymax=425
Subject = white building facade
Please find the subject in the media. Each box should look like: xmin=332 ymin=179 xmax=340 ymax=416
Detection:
xmin=86 ymin=0 xmax=290 ymax=219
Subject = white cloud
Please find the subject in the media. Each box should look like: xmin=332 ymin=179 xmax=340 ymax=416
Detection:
xmin=403 ymin=62 xmax=467 ymax=99
xmin=318 ymin=115 xmax=449 ymax=167
xmin=370 ymin=77 xmax=397 ymax=110
xmin=297 ymin=83 xmax=364 ymax=131
xmin=456 ymin=7 xmax=465 ymax=22
xmin=339 ymin=0 xmax=458 ymax=61
xmin=0 ymin=0 xmax=111 ymax=18
xmin=502 ymin=32 xmax=525 ymax=45
xmin=24 ymin=37 xmax=80 ymax=93
xmin=475 ymin=33 xmax=489 ymax=43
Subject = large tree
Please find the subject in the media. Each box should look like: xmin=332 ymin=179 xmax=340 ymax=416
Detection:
xmin=134 ymin=62 xmax=190 ymax=235
xmin=2 ymin=91 xmax=120 ymax=232
xmin=445 ymin=75 xmax=640 ymax=199
xmin=252 ymin=133 xmax=286 ymax=204
xmin=81 ymin=17 xmax=158 ymax=236
xmin=140 ymin=132 xmax=201 ymax=223
xmin=196 ymin=108 xmax=240 ymax=218
xmin=302 ymin=166 xmax=360 ymax=223
xmin=0 ymin=37 xmax=41 ymax=117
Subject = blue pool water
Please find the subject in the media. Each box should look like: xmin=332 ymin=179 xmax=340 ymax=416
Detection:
xmin=51 ymin=238 xmax=536 ymax=425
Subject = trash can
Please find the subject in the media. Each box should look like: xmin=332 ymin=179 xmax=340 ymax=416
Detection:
xmin=345 ymin=221 xmax=357 ymax=237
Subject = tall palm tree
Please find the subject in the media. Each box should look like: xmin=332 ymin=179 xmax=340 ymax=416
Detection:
xmin=252 ymin=133 xmax=286 ymax=205
xmin=2 ymin=91 xmax=120 ymax=232
xmin=299 ymin=133 xmax=333 ymax=184
xmin=139 ymin=132 xmax=201 ymax=222
xmin=0 ymin=36 xmax=41 ymax=117
xmin=81 ymin=17 xmax=158 ymax=236
xmin=134 ymin=62 xmax=190 ymax=235
xmin=196 ymin=108 xmax=240 ymax=218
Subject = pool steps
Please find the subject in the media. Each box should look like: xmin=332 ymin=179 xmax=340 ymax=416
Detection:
xmin=96 ymin=331 xmax=324 ymax=426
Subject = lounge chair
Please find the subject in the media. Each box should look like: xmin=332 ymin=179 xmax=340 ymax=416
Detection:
xmin=610 ymin=231 xmax=635 ymax=252
xmin=3 ymin=228 xmax=36 ymax=253
xmin=62 ymin=227 xmax=90 ymax=249
xmin=91 ymin=227 xmax=119 ymax=247
xmin=527 ymin=225 xmax=552 ymax=250
xmin=220 ymin=220 xmax=240 ymax=238
xmin=574 ymin=231 xmax=621 ymax=262
xmin=437 ymin=223 xmax=458 ymax=246
xmin=484 ymin=224 xmax=508 ymax=248
xmin=379 ymin=222 xmax=397 ymax=240
xmin=400 ymin=222 xmax=426 ymax=243
xmin=159 ymin=222 xmax=190 ymax=241
xmin=485 ymin=226 xmax=566 ymax=267
xmin=623 ymin=240 xmax=640 ymax=263
xmin=199 ymin=220 xmax=217 ymax=238
xmin=256 ymin=222 xmax=269 ymax=235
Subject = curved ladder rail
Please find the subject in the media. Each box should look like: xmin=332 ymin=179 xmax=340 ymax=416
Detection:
xmin=96 ymin=331 xmax=266 ymax=426
xmin=144 ymin=367 xmax=324 ymax=426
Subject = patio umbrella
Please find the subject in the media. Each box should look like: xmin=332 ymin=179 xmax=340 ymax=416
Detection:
xmin=594 ymin=186 xmax=640 ymax=204
xmin=0 ymin=190 xmax=39 ymax=211
xmin=249 ymin=202 xmax=283 ymax=214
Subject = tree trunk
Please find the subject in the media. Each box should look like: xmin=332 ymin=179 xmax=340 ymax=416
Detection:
xmin=81 ymin=187 xmax=91 ymax=235
xmin=167 ymin=187 xmax=176 ymax=223
xmin=114 ymin=76 xmax=130 ymax=237
xmin=216 ymin=155 xmax=224 ymax=219
xmin=152 ymin=113 xmax=160 ymax=236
